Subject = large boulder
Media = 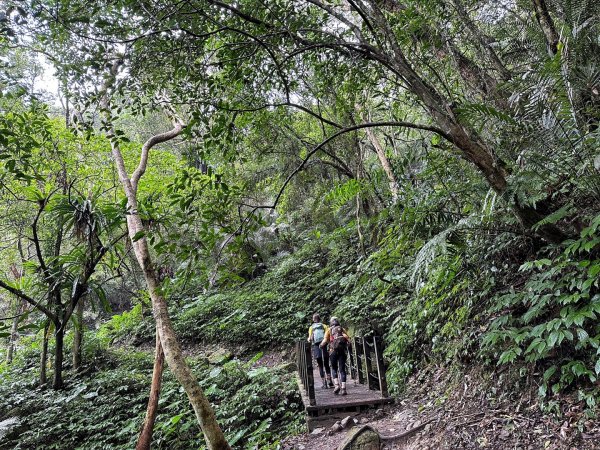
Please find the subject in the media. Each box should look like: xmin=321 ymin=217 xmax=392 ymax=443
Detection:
xmin=338 ymin=425 xmax=381 ymax=450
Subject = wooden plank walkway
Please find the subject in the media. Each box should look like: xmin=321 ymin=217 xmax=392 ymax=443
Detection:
xmin=297 ymin=340 xmax=394 ymax=431
xmin=297 ymin=365 xmax=394 ymax=430
xmin=299 ymin=365 xmax=394 ymax=410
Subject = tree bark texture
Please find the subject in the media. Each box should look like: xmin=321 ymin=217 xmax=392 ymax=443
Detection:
xmin=531 ymin=0 xmax=560 ymax=55
xmin=72 ymin=298 xmax=84 ymax=372
xmin=136 ymin=330 xmax=165 ymax=450
xmin=40 ymin=321 xmax=49 ymax=387
xmin=53 ymin=328 xmax=64 ymax=389
xmin=364 ymin=127 xmax=399 ymax=204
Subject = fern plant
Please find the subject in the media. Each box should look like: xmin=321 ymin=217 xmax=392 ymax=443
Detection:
xmin=482 ymin=213 xmax=600 ymax=401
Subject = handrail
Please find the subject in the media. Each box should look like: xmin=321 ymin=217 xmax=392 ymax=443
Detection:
xmin=296 ymin=335 xmax=390 ymax=405
xmin=295 ymin=340 xmax=316 ymax=405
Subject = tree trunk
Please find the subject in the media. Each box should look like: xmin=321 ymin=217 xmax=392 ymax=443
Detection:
xmin=6 ymin=300 xmax=19 ymax=364
xmin=365 ymin=127 xmax=399 ymax=204
xmin=355 ymin=4 xmax=568 ymax=242
xmin=136 ymin=329 xmax=165 ymax=450
xmin=40 ymin=321 xmax=49 ymax=387
xmin=142 ymin=253 xmax=230 ymax=449
xmin=53 ymin=326 xmax=64 ymax=389
xmin=103 ymin=93 xmax=231 ymax=449
xmin=72 ymin=298 xmax=84 ymax=372
xmin=531 ymin=0 xmax=560 ymax=55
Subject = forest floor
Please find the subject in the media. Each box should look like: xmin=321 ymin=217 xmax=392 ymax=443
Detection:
xmin=281 ymin=364 xmax=600 ymax=450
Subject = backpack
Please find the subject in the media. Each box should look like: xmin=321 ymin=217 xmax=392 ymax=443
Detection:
xmin=330 ymin=325 xmax=348 ymax=353
xmin=311 ymin=323 xmax=325 ymax=344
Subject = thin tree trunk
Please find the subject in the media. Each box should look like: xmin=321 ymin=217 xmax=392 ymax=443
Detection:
xmin=452 ymin=0 xmax=512 ymax=80
xmin=6 ymin=301 xmax=19 ymax=364
xmin=72 ymin=298 xmax=84 ymax=372
xmin=136 ymin=329 xmax=165 ymax=450
xmin=101 ymin=73 xmax=230 ymax=448
xmin=40 ymin=321 xmax=50 ymax=387
xmin=364 ymin=127 xmax=399 ymax=204
xmin=141 ymin=243 xmax=230 ymax=449
xmin=531 ymin=0 xmax=560 ymax=56
xmin=53 ymin=327 xmax=64 ymax=389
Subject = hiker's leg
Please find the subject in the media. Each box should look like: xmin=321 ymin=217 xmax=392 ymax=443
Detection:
xmin=330 ymin=351 xmax=341 ymax=394
xmin=322 ymin=347 xmax=331 ymax=374
xmin=312 ymin=345 xmax=325 ymax=378
xmin=322 ymin=347 xmax=333 ymax=386
xmin=339 ymin=352 xmax=348 ymax=395
xmin=315 ymin=350 xmax=328 ymax=388
xmin=338 ymin=352 xmax=347 ymax=383
xmin=329 ymin=351 xmax=338 ymax=379
xmin=316 ymin=355 xmax=325 ymax=379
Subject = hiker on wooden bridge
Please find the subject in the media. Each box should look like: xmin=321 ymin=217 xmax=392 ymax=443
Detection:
xmin=320 ymin=316 xmax=351 ymax=396
xmin=307 ymin=313 xmax=334 ymax=389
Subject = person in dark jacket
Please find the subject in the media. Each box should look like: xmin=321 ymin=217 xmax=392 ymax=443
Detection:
xmin=320 ymin=316 xmax=350 ymax=395
xmin=307 ymin=313 xmax=333 ymax=388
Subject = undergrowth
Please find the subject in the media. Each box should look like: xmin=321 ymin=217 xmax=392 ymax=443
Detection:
xmin=0 ymin=343 xmax=302 ymax=449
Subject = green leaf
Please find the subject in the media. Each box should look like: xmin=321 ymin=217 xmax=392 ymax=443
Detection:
xmin=547 ymin=330 xmax=560 ymax=348
xmin=132 ymin=230 xmax=146 ymax=242
xmin=543 ymin=366 xmax=557 ymax=382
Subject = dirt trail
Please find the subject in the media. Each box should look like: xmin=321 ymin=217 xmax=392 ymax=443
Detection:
xmin=282 ymin=365 xmax=600 ymax=450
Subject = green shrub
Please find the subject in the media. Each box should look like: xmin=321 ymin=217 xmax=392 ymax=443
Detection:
xmin=0 ymin=345 xmax=302 ymax=449
xmin=482 ymin=214 xmax=600 ymax=403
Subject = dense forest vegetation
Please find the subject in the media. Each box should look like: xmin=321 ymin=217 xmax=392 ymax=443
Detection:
xmin=0 ymin=0 xmax=599 ymax=448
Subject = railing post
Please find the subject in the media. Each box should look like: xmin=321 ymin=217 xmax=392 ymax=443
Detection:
xmin=354 ymin=337 xmax=364 ymax=384
xmin=347 ymin=341 xmax=356 ymax=380
xmin=373 ymin=336 xmax=389 ymax=397
xmin=303 ymin=341 xmax=316 ymax=405
xmin=363 ymin=337 xmax=378 ymax=390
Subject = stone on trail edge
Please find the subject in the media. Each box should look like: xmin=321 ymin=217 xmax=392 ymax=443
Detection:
xmin=340 ymin=416 xmax=357 ymax=429
xmin=337 ymin=425 xmax=381 ymax=450
xmin=0 ymin=417 xmax=20 ymax=440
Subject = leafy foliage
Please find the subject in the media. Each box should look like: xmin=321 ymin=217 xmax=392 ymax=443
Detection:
xmin=483 ymin=214 xmax=600 ymax=400
xmin=0 ymin=345 xmax=302 ymax=449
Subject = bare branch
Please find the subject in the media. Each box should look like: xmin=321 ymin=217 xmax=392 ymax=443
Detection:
xmin=0 ymin=279 xmax=57 ymax=323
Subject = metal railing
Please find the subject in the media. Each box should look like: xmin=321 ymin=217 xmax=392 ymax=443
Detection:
xmin=349 ymin=335 xmax=389 ymax=397
xmin=295 ymin=340 xmax=316 ymax=405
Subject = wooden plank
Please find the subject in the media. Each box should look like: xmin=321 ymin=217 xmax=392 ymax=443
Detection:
xmin=373 ymin=336 xmax=389 ymax=398
xmin=303 ymin=396 xmax=394 ymax=412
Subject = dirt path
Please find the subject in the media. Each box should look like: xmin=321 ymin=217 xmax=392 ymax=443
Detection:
xmin=282 ymin=365 xmax=600 ymax=450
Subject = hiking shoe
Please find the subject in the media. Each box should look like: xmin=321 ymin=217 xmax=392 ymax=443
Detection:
xmin=333 ymin=386 xmax=340 ymax=395
xmin=341 ymin=388 xmax=347 ymax=396
xmin=321 ymin=380 xmax=328 ymax=389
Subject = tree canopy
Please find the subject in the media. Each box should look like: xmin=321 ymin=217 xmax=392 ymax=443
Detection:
xmin=1 ymin=1 xmax=600 ymax=449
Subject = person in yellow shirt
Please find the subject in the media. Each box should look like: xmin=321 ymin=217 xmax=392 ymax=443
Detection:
xmin=307 ymin=313 xmax=333 ymax=389
xmin=320 ymin=317 xmax=351 ymax=395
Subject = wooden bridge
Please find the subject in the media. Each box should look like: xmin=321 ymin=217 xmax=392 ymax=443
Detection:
xmin=295 ymin=336 xmax=394 ymax=430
